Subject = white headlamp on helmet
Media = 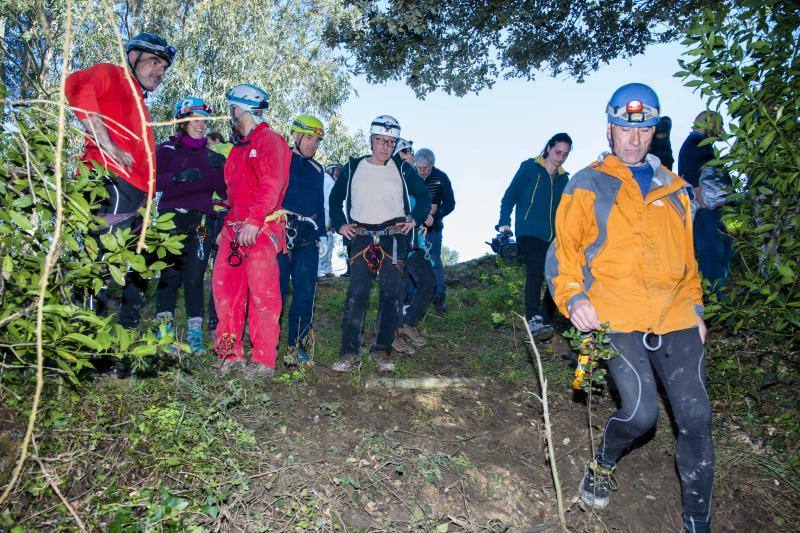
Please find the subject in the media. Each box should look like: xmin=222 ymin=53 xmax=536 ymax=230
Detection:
xmin=369 ymin=115 xmax=401 ymax=139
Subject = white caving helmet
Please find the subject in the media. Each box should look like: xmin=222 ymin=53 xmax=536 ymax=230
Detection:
xmin=370 ymin=115 xmax=401 ymax=138
xmin=226 ymin=84 xmax=270 ymax=114
xmin=393 ymin=138 xmax=413 ymax=155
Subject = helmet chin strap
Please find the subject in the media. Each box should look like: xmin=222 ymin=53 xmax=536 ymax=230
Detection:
xmin=127 ymin=51 xmax=150 ymax=95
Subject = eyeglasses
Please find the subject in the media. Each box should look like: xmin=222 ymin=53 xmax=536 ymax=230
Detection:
xmin=373 ymin=137 xmax=396 ymax=148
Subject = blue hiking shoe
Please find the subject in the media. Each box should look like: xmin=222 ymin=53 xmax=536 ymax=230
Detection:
xmin=156 ymin=312 xmax=175 ymax=342
xmin=284 ymin=345 xmax=311 ymax=366
xmin=187 ymin=326 xmax=205 ymax=354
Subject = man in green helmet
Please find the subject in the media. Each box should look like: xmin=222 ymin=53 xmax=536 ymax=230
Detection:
xmin=278 ymin=115 xmax=327 ymax=365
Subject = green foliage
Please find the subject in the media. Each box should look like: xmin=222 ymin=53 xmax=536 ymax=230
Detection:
xmin=563 ymin=324 xmax=618 ymax=392
xmin=326 ymin=0 xmax=716 ymax=97
xmin=678 ymin=2 xmax=800 ymax=350
xmin=0 ymin=106 xmax=181 ymax=380
xmin=440 ymin=244 xmax=459 ymax=266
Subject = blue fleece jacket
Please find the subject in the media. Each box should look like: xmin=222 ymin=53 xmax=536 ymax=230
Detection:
xmin=498 ymin=157 xmax=569 ymax=242
xmin=283 ymin=152 xmax=326 ymax=239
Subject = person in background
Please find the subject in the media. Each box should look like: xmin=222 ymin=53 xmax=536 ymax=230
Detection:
xmin=212 ymin=84 xmax=291 ymax=378
xmin=414 ymin=148 xmax=455 ymax=314
xmin=279 ymin=115 xmax=327 ymax=365
xmin=395 ymin=138 xmax=414 ymax=164
xmin=547 ymin=83 xmax=712 ymax=533
xmin=206 ymin=131 xmax=233 ymax=158
xmin=497 ymin=133 xmax=572 ymax=341
xmin=328 ymin=115 xmax=430 ymax=373
xmin=154 ymin=97 xmax=227 ymax=354
xmin=649 ymin=115 xmax=674 ymax=170
xmin=678 ymin=111 xmax=722 ymax=200
xmin=318 ymin=163 xmax=342 ymax=278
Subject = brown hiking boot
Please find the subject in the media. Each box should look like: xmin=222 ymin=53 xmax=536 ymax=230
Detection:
xmin=212 ymin=358 xmax=245 ymax=375
xmin=242 ymin=362 xmax=275 ymax=379
xmin=370 ymin=349 xmax=395 ymax=372
xmin=331 ymin=353 xmax=362 ymax=373
xmin=397 ymin=324 xmax=426 ymax=347
xmin=391 ymin=334 xmax=416 ymax=355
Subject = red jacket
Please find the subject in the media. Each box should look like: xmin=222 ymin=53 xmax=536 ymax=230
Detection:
xmin=65 ymin=63 xmax=155 ymax=193
xmin=224 ymin=121 xmax=291 ymax=230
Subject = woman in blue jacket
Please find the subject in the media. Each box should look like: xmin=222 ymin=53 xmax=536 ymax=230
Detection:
xmin=497 ymin=133 xmax=572 ymax=340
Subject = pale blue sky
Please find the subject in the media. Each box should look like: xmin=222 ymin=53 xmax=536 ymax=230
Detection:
xmin=338 ymin=42 xmax=708 ymax=261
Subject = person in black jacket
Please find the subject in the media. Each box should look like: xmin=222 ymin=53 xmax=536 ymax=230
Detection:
xmin=328 ymin=115 xmax=431 ymax=373
xmin=414 ymin=148 xmax=455 ymax=313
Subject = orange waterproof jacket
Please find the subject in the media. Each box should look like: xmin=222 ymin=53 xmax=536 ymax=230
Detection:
xmin=545 ymin=153 xmax=703 ymax=334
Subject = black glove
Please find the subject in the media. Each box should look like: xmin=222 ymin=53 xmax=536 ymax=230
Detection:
xmin=172 ymin=168 xmax=202 ymax=183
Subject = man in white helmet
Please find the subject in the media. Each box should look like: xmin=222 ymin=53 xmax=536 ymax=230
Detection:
xmin=211 ymin=84 xmax=291 ymax=378
xmin=328 ymin=116 xmax=431 ymax=372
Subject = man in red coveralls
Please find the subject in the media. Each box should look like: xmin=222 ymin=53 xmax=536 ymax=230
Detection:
xmin=65 ymin=33 xmax=176 ymax=329
xmin=212 ymin=84 xmax=291 ymax=378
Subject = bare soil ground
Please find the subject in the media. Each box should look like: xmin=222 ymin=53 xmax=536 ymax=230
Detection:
xmin=0 ymin=258 xmax=797 ymax=531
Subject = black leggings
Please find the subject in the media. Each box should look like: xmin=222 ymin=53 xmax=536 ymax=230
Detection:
xmin=517 ymin=236 xmax=556 ymax=323
xmin=599 ymin=328 xmax=714 ymax=523
xmin=156 ymin=210 xmax=213 ymax=318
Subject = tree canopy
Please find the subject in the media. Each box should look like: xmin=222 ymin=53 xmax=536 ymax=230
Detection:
xmin=1 ymin=0 xmax=365 ymax=162
xmin=326 ymin=0 xmax=722 ymax=97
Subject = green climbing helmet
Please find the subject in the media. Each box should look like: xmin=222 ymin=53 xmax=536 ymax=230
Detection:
xmin=291 ymin=115 xmax=325 ymax=138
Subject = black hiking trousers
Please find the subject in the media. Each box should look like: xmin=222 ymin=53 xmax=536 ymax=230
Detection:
xmin=517 ymin=236 xmax=556 ymax=323
xmin=340 ymin=232 xmax=407 ymax=356
xmin=598 ymin=328 xmax=714 ymax=524
xmin=402 ymin=249 xmax=435 ymax=327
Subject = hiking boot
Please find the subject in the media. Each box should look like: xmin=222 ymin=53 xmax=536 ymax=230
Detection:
xmin=284 ymin=345 xmax=311 ymax=366
xmin=369 ymin=349 xmax=395 ymax=372
xmin=187 ymin=326 xmax=205 ymax=354
xmin=392 ymin=334 xmax=416 ymax=356
xmin=156 ymin=312 xmax=175 ymax=342
xmin=212 ymin=358 xmax=245 ymax=375
xmin=331 ymin=353 xmax=361 ymax=373
xmin=243 ymin=362 xmax=276 ymax=379
xmin=683 ymin=516 xmax=711 ymax=533
xmin=397 ymin=324 xmax=426 ymax=347
xmin=433 ymin=297 xmax=447 ymax=314
xmin=527 ymin=315 xmax=554 ymax=341
xmin=579 ymin=458 xmax=618 ymax=510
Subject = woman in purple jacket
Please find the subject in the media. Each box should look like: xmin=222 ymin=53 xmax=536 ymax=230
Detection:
xmin=156 ymin=97 xmax=227 ymax=354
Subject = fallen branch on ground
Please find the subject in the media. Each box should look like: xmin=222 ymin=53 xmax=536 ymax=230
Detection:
xmin=364 ymin=377 xmax=485 ymax=391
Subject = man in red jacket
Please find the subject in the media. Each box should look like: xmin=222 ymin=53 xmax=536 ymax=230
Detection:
xmin=212 ymin=84 xmax=291 ymax=378
xmin=65 ymin=33 xmax=175 ymax=329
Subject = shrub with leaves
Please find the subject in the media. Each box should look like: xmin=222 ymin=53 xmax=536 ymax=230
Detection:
xmin=677 ymin=1 xmax=800 ymax=350
xmin=0 ymin=102 xmax=184 ymax=381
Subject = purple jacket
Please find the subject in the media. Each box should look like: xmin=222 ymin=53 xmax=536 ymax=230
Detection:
xmin=156 ymin=135 xmax=227 ymax=214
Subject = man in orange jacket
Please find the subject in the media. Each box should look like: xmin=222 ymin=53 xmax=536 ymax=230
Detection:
xmin=211 ymin=84 xmax=291 ymax=378
xmin=546 ymin=83 xmax=713 ymax=533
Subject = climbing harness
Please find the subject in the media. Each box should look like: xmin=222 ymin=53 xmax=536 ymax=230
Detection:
xmin=285 ymin=211 xmax=319 ymax=250
xmin=195 ymin=214 xmax=207 ymax=261
xmin=349 ymin=225 xmax=406 ymax=274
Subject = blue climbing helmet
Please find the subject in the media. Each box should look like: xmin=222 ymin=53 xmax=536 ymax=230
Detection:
xmin=606 ymin=83 xmax=660 ymax=127
xmin=125 ymin=33 xmax=176 ymax=67
xmin=173 ymin=97 xmax=212 ymax=120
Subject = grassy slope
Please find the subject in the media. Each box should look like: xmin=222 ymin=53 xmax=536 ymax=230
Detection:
xmin=0 ymin=257 xmax=797 ymax=531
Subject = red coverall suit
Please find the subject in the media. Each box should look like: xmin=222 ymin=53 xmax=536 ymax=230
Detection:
xmin=213 ymin=121 xmax=291 ymax=367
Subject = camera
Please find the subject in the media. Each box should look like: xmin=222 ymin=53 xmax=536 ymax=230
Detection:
xmin=487 ymin=230 xmax=520 ymax=262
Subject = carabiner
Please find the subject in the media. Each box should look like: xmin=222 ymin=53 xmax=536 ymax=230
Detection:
xmin=642 ymin=332 xmax=662 ymax=352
